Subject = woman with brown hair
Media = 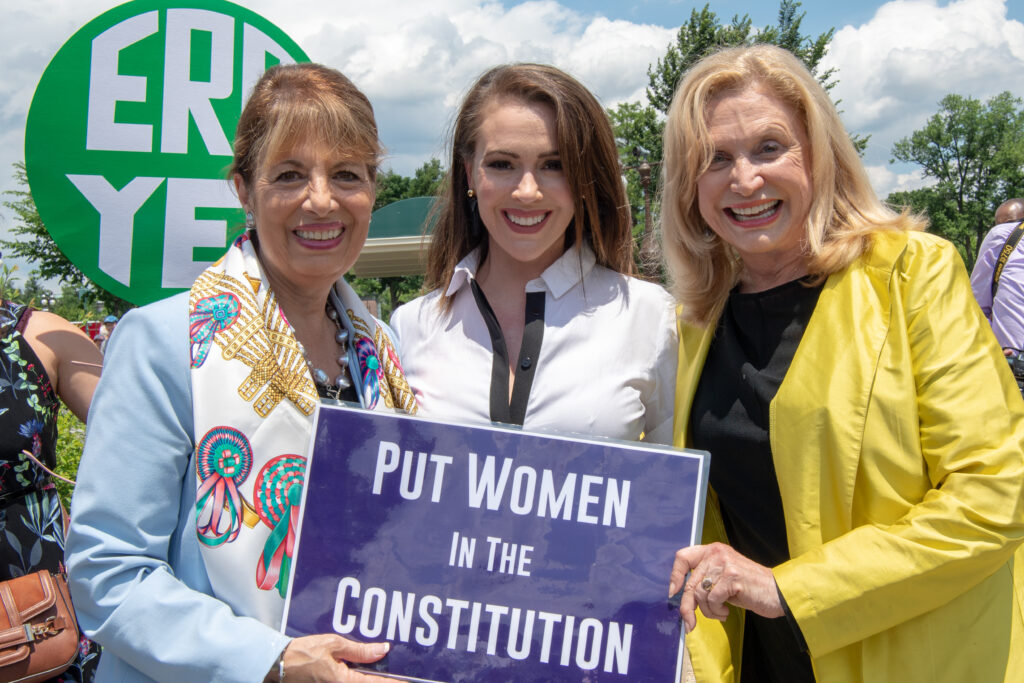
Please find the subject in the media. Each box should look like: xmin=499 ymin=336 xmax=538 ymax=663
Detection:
xmin=662 ymin=44 xmax=1024 ymax=682
xmin=391 ymin=63 xmax=676 ymax=442
xmin=65 ymin=63 xmax=416 ymax=682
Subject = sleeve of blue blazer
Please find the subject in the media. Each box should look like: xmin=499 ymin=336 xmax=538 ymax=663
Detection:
xmin=65 ymin=293 xmax=291 ymax=683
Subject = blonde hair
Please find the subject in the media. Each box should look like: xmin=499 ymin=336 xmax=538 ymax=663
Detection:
xmin=426 ymin=63 xmax=634 ymax=303
xmin=661 ymin=45 xmax=925 ymax=326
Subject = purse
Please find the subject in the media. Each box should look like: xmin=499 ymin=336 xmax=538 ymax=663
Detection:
xmin=0 ymin=570 xmax=80 ymax=683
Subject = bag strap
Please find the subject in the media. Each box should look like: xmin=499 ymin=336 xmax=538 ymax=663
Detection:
xmin=19 ymin=450 xmax=75 ymax=487
xmin=991 ymin=220 xmax=1024 ymax=298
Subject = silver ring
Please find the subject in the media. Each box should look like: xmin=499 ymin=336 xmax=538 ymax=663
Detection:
xmin=700 ymin=577 xmax=714 ymax=592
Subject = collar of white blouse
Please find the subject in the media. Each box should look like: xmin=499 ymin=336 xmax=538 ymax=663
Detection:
xmin=446 ymin=243 xmax=598 ymax=300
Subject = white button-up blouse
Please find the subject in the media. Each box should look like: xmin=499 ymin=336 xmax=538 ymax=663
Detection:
xmin=390 ymin=245 xmax=679 ymax=444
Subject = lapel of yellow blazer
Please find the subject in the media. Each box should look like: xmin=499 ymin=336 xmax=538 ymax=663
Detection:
xmin=675 ymin=231 xmax=910 ymax=557
xmin=771 ymin=233 xmax=905 ymax=553
xmin=673 ymin=306 xmax=715 ymax=448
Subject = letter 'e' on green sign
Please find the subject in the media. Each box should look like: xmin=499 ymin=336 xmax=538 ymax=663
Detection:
xmin=25 ymin=0 xmax=308 ymax=305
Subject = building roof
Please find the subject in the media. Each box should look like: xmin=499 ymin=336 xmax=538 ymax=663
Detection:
xmin=352 ymin=197 xmax=435 ymax=278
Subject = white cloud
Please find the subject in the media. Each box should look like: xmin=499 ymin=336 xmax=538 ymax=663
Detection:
xmin=563 ymin=17 xmax=676 ymax=105
xmin=3 ymin=0 xmax=1023 ymax=270
xmin=285 ymin=2 xmax=673 ymax=164
xmin=823 ymin=0 xmax=1024 ymax=196
xmin=0 ymin=0 xmax=675 ymax=279
xmin=865 ymin=164 xmax=931 ymax=197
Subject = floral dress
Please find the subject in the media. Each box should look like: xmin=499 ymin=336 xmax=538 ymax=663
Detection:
xmin=0 ymin=300 xmax=99 ymax=681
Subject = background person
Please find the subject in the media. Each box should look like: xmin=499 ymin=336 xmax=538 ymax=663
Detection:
xmin=96 ymin=314 xmax=117 ymax=354
xmin=391 ymin=63 xmax=677 ymax=443
xmin=995 ymin=197 xmax=1024 ymax=225
xmin=971 ymin=197 xmax=1024 ymax=354
xmin=65 ymin=63 xmax=416 ymax=683
xmin=0 ymin=284 xmax=103 ymax=682
xmin=661 ymin=45 xmax=1024 ymax=682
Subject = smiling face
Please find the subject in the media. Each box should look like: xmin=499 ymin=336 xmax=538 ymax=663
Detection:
xmin=465 ymin=97 xmax=575 ymax=278
xmin=235 ymin=139 xmax=374 ymax=298
xmin=697 ymin=84 xmax=813 ymax=288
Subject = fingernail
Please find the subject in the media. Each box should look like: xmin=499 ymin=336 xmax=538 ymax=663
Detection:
xmin=375 ymin=643 xmax=390 ymax=657
xmin=668 ymin=582 xmax=677 ymax=597
xmin=683 ymin=621 xmax=691 ymax=634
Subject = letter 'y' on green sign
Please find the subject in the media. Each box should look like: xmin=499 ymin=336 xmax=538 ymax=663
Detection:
xmin=25 ymin=0 xmax=308 ymax=305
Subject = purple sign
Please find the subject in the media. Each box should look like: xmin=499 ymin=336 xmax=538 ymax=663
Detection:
xmin=283 ymin=404 xmax=709 ymax=682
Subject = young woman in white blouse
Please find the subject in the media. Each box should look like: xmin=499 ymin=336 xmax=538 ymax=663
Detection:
xmin=391 ymin=63 xmax=677 ymax=443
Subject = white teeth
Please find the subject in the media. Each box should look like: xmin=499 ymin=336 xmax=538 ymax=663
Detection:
xmin=296 ymin=228 xmax=342 ymax=240
xmin=731 ymin=201 xmax=779 ymax=219
xmin=506 ymin=212 xmax=546 ymax=227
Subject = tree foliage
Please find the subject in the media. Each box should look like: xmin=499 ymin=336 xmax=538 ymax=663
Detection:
xmin=645 ymin=1 xmax=834 ymax=116
xmin=1 ymin=162 xmax=130 ymax=316
xmin=610 ymin=1 xmax=856 ymax=276
xmin=888 ymin=91 xmax=1024 ymax=269
xmin=349 ymin=158 xmax=445 ymax=320
xmin=609 ymin=102 xmax=663 ymax=236
xmin=0 ymin=263 xmax=21 ymax=302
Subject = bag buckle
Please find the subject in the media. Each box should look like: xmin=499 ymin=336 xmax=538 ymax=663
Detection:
xmin=24 ymin=617 xmax=60 ymax=641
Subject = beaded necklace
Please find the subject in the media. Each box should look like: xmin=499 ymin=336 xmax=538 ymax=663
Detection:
xmin=292 ymin=299 xmax=352 ymax=401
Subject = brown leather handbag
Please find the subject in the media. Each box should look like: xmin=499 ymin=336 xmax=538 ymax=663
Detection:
xmin=0 ymin=570 xmax=79 ymax=683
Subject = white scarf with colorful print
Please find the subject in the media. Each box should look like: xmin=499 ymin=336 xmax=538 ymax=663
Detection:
xmin=188 ymin=232 xmax=416 ymax=627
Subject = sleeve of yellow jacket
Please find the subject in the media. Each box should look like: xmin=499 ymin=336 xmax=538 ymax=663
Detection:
xmin=769 ymin=233 xmax=1024 ymax=657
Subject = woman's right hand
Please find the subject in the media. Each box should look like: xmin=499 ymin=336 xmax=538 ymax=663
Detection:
xmin=669 ymin=542 xmax=783 ymax=633
xmin=268 ymin=634 xmax=390 ymax=682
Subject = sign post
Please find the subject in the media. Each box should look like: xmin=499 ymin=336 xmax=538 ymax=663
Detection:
xmin=284 ymin=405 xmax=709 ymax=682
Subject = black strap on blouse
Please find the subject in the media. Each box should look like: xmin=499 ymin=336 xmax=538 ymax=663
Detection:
xmin=470 ymin=281 xmax=545 ymax=426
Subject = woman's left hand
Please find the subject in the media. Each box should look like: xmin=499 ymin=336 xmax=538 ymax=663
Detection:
xmin=668 ymin=542 xmax=783 ymax=633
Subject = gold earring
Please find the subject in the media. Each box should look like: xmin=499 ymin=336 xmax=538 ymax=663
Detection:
xmin=467 ymin=189 xmax=475 ymax=198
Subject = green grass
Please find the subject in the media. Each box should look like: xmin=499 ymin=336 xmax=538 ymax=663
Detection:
xmin=55 ymin=403 xmax=86 ymax=510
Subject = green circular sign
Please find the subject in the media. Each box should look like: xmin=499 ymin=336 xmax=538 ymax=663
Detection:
xmin=25 ymin=0 xmax=309 ymax=305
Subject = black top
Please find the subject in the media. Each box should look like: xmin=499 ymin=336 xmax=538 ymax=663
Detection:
xmin=690 ymin=278 xmax=822 ymax=683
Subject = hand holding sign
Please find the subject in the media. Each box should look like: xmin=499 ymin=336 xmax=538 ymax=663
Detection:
xmin=285 ymin=406 xmax=710 ymax=681
xmin=669 ymin=542 xmax=783 ymax=634
xmin=273 ymin=635 xmax=391 ymax=682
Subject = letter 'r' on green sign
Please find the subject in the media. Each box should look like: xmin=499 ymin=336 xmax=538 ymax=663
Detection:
xmin=25 ymin=0 xmax=309 ymax=305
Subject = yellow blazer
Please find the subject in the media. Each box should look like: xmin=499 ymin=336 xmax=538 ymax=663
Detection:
xmin=675 ymin=231 xmax=1024 ymax=682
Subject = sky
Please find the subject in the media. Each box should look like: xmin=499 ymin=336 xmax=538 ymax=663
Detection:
xmin=2 ymin=0 xmax=1024 ymax=284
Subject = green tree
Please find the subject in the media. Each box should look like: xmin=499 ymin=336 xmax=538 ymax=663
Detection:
xmin=17 ymin=272 xmax=48 ymax=308
xmin=374 ymin=170 xmax=412 ymax=208
xmin=888 ymin=92 xmax=1024 ymax=269
xmin=52 ymin=284 xmax=95 ymax=323
xmin=610 ymin=1 xmax=856 ymax=277
xmin=0 ymin=263 xmax=20 ymax=302
xmin=350 ymin=159 xmax=445 ymax=319
xmin=646 ymin=1 xmax=834 ymax=116
xmin=1 ymin=162 xmax=130 ymax=317
xmin=610 ymin=102 xmax=663 ymax=228
xmin=408 ymin=158 xmax=444 ymax=198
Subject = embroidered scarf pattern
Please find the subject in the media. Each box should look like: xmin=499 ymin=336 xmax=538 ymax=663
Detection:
xmin=188 ymin=232 xmax=416 ymax=626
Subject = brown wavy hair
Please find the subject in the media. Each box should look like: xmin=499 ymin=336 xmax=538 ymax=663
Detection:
xmin=661 ymin=45 xmax=925 ymax=326
xmin=425 ymin=63 xmax=634 ymax=302
xmin=230 ymin=63 xmax=381 ymax=188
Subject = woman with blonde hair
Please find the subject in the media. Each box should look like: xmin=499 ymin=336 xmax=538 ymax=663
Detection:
xmin=662 ymin=44 xmax=1024 ymax=681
